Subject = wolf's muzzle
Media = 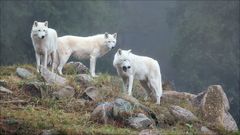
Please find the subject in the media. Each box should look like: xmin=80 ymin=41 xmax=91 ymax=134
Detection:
xmin=122 ymin=66 xmax=131 ymax=72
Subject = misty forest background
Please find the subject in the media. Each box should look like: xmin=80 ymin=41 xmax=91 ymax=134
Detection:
xmin=0 ymin=1 xmax=239 ymax=126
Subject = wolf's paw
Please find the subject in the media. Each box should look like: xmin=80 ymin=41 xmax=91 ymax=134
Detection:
xmin=92 ymin=74 xmax=99 ymax=78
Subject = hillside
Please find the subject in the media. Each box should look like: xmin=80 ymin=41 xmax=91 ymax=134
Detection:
xmin=0 ymin=63 xmax=239 ymax=135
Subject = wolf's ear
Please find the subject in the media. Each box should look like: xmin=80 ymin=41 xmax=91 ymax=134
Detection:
xmin=118 ymin=49 xmax=122 ymax=55
xmin=34 ymin=21 xmax=38 ymax=27
xmin=104 ymin=32 xmax=109 ymax=39
xmin=113 ymin=33 xmax=117 ymax=39
xmin=128 ymin=49 xmax=132 ymax=54
xmin=44 ymin=21 xmax=48 ymax=27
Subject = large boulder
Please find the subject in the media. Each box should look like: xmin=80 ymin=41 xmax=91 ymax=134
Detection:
xmin=16 ymin=68 xmax=33 ymax=79
xmin=169 ymin=105 xmax=198 ymax=122
xmin=192 ymin=85 xmax=238 ymax=131
xmin=223 ymin=112 xmax=239 ymax=131
xmin=128 ymin=113 xmax=154 ymax=129
xmin=52 ymin=86 xmax=75 ymax=99
xmin=63 ymin=61 xmax=89 ymax=74
xmin=40 ymin=66 xmax=67 ymax=86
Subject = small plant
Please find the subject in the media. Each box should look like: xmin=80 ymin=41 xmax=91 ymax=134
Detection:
xmin=185 ymin=123 xmax=197 ymax=135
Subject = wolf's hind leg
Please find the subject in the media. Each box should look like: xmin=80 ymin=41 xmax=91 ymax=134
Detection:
xmin=51 ymin=51 xmax=57 ymax=72
xmin=57 ymin=53 xmax=71 ymax=75
xmin=35 ymin=53 xmax=41 ymax=73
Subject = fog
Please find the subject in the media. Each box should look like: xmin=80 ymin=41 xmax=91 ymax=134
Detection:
xmin=0 ymin=0 xmax=239 ymax=126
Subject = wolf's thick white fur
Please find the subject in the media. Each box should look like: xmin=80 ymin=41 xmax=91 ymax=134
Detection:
xmin=113 ymin=49 xmax=163 ymax=104
xmin=31 ymin=21 xmax=58 ymax=72
xmin=56 ymin=33 xmax=117 ymax=77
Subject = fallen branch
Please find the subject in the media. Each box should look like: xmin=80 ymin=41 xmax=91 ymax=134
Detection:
xmin=0 ymin=100 xmax=28 ymax=104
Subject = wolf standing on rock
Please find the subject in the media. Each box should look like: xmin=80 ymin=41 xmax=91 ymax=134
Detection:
xmin=31 ymin=21 xmax=58 ymax=73
xmin=56 ymin=32 xmax=117 ymax=77
xmin=113 ymin=49 xmax=163 ymax=104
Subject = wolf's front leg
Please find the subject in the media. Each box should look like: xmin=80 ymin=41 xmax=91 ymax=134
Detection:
xmin=122 ymin=77 xmax=129 ymax=93
xmin=43 ymin=49 xmax=48 ymax=68
xmin=35 ymin=53 xmax=41 ymax=73
xmin=90 ymin=56 xmax=97 ymax=77
xmin=128 ymin=75 xmax=134 ymax=96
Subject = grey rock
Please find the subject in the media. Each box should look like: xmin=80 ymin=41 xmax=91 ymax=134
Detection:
xmin=40 ymin=129 xmax=59 ymax=135
xmin=223 ymin=112 xmax=239 ymax=131
xmin=0 ymin=80 xmax=7 ymax=87
xmin=169 ymin=105 xmax=198 ymax=122
xmin=41 ymin=130 xmax=53 ymax=135
xmin=0 ymin=86 xmax=13 ymax=94
xmin=52 ymin=86 xmax=75 ymax=99
xmin=196 ymin=85 xmax=229 ymax=127
xmin=113 ymin=98 xmax=134 ymax=119
xmin=63 ymin=61 xmax=89 ymax=74
xmin=162 ymin=91 xmax=196 ymax=104
xmin=200 ymin=126 xmax=217 ymax=135
xmin=128 ymin=113 xmax=153 ymax=129
xmin=139 ymin=129 xmax=160 ymax=135
xmin=22 ymin=81 xmax=51 ymax=98
xmin=91 ymin=102 xmax=114 ymax=123
xmin=16 ymin=67 xmax=33 ymax=79
xmin=81 ymin=87 xmax=99 ymax=101
xmin=75 ymin=74 xmax=92 ymax=87
xmin=192 ymin=85 xmax=229 ymax=112
xmin=40 ymin=66 xmax=67 ymax=86
xmin=192 ymin=85 xmax=238 ymax=131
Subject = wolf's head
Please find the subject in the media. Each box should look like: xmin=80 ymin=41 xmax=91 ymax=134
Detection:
xmin=31 ymin=21 xmax=48 ymax=39
xmin=113 ymin=49 xmax=132 ymax=67
xmin=121 ymin=59 xmax=131 ymax=72
xmin=104 ymin=32 xmax=117 ymax=50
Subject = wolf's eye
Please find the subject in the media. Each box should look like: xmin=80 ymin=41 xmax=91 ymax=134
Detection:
xmin=108 ymin=41 xmax=111 ymax=43
xmin=38 ymin=30 xmax=40 ymax=32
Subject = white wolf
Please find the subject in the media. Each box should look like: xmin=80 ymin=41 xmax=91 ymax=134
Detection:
xmin=113 ymin=49 xmax=163 ymax=104
xmin=31 ymin=21 xmax=58 ymax=72
xmin=56 ymin=32 xmax=117 ymax=77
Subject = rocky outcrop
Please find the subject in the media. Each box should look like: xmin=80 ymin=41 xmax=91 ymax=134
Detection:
xmin=223 ymin=112 xmax=239 ymax=131
xmin=16 ymin=68 xmax=33 ymax=79
xmin=91 ymin=98 xmax=157 ymax=129
xmin=63 ymin=61 xmax=89 ymax=74
xmin=192 ymin=85 xmax=238 ymax=131
xmin=169 ymin=105 xmax=198 ymax=122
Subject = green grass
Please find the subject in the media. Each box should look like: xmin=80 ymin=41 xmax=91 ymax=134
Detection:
xmin=0 ymin=65 xmax=239 ymax=135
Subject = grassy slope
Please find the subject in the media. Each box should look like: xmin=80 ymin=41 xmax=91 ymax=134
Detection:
xmin=0 ymin=65 xmax=239 ymax=135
